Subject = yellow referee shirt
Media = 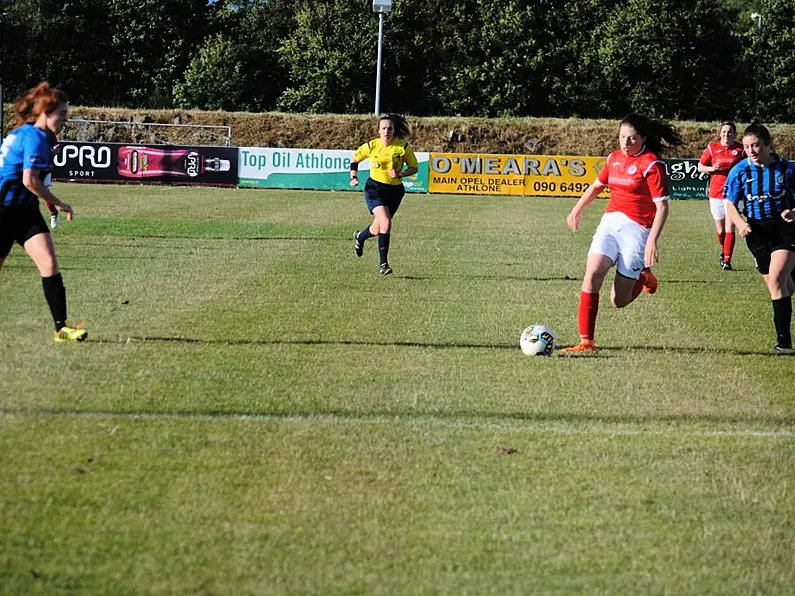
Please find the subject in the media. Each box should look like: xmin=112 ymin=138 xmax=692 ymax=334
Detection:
xmin=353 ymin=138 xmax=418 ymax=185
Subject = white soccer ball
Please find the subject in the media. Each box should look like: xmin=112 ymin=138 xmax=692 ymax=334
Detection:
xmin=519 ymin=324 xmax=557 ymax=356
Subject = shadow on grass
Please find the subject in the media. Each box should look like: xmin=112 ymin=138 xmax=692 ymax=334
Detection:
xmin=2 ymin=405 xmax=793 ymax=430
xmin=396 ymin=275 xmax=581 ymax=282
xmin=96 ymin=335 xmax=792 ymax=358
xmin=61 ymin=235 xmax=331 ymax=243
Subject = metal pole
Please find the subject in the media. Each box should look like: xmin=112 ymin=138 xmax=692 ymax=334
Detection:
xmin=751 ymin=13 xmax=762 ymax=117
xmin=755 ymin=15 xmax=762 ymax=117
xmin=374 ymin=13 xmax=384 ymax=114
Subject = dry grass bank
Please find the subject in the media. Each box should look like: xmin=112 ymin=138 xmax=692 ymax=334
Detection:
xmin=5 ymin=105 xmax=795 ymax=158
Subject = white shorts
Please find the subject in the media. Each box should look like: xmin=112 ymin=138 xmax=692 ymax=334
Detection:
xmin=709 ymin=197 xmax=727 ymax=220
xmin=588 ymin=211 xmax=650 ymax=280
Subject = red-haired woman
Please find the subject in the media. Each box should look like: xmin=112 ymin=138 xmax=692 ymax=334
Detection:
xmin=562 ymin=113 xmax=682 ymax=354
xmin=0 ymin=82 xmax=87 ymax=342
xmin=697 ymin=121 xmax=744 ymax=270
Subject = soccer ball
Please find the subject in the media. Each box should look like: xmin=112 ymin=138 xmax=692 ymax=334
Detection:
xmin=519 ymin=325 xmax=556 ymax=356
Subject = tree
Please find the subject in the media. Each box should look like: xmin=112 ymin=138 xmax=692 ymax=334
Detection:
xmin=591 ymin=0 xmax=747 ymax=119
xmin=105 ymin=0 xmax=210 ymax=107
xmin=755 ymin=0 xmax=795 ymax=121
xmin=277 ymin=0 xmax=374 ymax=113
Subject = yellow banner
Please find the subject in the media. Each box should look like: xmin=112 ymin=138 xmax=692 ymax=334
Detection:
xmin=428 ymin=153 xmax=609 ymax=197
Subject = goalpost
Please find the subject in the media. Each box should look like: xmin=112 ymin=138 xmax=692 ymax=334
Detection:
xmin=62 ymin=118 xmax=232 ymax=147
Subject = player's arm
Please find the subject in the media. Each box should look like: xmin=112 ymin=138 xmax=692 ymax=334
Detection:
xmin=781 ymin=162 xmax=795 ymax=222
xmin=566 ymin=179 xmax=605 ymax=231
xmin=723 ymin=170 xmax=751 ymax=235
xmin=726 ymin=200 xmax=751 ymax=234
xmin=349 ymin=159 xmax=360 ymax=187
xmin=349 ymin=142 xmax=371 ymax=187
xmin=697 ymin=147 xmax=716 ymax=174
xmin=395 ymin=145 xmax=419 ymax=179
xmin=22 ymin=169 xmax=74 ymax=219
xmin=644 ymin=199 xmax=669 ymax=267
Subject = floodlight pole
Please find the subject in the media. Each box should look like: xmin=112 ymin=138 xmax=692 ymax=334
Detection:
xmin=375 ymin=12 xmax=385 ymax=115
xmin=372 ymin=0 xmax=392 ymax=115
xmin=751 ymin=12 xmax=762 ymax=118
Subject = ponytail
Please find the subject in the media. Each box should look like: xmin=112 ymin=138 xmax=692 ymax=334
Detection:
xmin=620 ymin=112 xmax=682 ymax=156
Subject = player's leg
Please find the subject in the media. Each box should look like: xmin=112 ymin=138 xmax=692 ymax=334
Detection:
xmin=46 ymin=201 xmax=59 ymax=229
xmin=561 ymin=253 xmax=613 ymax=354
xmin=372 ymin=205 xmax=393 ymax=274
xmin=709 ymin=198 xmax=726 ymax=266
xmin=354 ymin=181 xmax=384 ymax=258
xmin=562 ymin=216 xmax=622 ymax=354
xmin=23 ymin=228 xmax=86 ymax=342
xmin=375 ymin=187 xmax=404 ymax=275
xmin=611 ymin=217 xmax=654 ymax=307
xmin=767 ymin=248 xmax=795 ymax=351
xmin=722 ymin=206 xmax=736 ymax=270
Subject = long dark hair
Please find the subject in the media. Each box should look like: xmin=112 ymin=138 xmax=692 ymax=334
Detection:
xmin=13 ymin=81 xmax=68 ymax=127
xmin=380 ymin=113 xmax=410 ymax=139
xmin=620 ymin=112 xmax=682 ymax=155
xmin=742 ymin=119 xmax=772 ymax=146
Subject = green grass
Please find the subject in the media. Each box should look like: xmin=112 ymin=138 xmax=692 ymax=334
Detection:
xmin=1 ymin=184 xmax=793 ymax=595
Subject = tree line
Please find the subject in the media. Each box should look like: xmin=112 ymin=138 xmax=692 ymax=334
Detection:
xmin=1 ymin=0 xmax=793 ymax=122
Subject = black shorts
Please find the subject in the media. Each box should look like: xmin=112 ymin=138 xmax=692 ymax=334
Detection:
xmin=364 ymin=178 xmax=405 ymax=216
xmin=745 ymin=218 xmax=795 ymax=274
xmin=0 ymin=202 xmax=50 ymax=258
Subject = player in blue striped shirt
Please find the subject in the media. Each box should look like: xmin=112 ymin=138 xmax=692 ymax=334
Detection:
xmin=725 ymin=121 xmax=795 ymax=351
xmin=0 ymin=82 xmax=87 ymax=342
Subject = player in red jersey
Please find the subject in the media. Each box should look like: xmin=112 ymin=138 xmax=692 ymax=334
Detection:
xmin=697 ymin=121 xmax=744 ymax=270
xmin=561 ymin=113 xmax=682 ymax=354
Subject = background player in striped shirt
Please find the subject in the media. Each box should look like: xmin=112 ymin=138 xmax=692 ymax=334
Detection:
xmin=697 ymin=121 xmax=744 ymax=270
xmin=350 ymin=114 xmax=418 ymax=275
xmin=0 ymin=82 xmax=87 ymax=342
xmin=561 ymin=113 xmax=682 ymax=354
xmin=725 ymin=121 xmax=795 ymax=351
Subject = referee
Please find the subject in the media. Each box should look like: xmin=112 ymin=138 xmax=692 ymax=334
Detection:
xmin=725 ymin=121 xmax=795 ymax=351
xmin=349 ymin=114 xmax=418 ymax=275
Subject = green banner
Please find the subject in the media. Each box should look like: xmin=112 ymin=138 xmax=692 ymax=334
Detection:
xmin=238 ymin=148 xmax=429 ymax=193
xmin=665 ymin=158 xmax=709 ymax=200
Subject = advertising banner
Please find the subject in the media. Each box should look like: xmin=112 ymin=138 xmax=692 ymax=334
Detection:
xmin=665 ymin=158 xmax=709 ymax=200
xmin=428 ymin=153 xmax=609 ymax=197
xmin=52 ymin=142 xmax=239 ymax=187
xmin=237 ymin=147 xmax=430 ymax=193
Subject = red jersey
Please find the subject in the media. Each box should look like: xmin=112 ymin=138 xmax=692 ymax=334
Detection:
xmin=598 ymin=147 xmax=668 ymax=228
xmin=699 ymin=141 xmax=744 ymax=198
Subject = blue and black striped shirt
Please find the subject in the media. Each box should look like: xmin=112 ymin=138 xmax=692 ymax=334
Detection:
xmin=724 ymin=155 xmax=795 ymax=221
xmin=0 ymin=123 xmax=53 ymax=207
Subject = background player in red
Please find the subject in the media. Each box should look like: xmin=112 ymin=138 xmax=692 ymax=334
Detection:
xmin=561 ymin=113 xmax=682 ymax=354
xmin=697 ymin=121 xmax=744 ymax=270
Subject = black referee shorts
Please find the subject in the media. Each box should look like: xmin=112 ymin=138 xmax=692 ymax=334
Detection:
xmin=0 ymin=203 xmax=50 ymax=258
xmin=364 ymin=178 xmax=405 ymax=217
xmin=745 ymin=218 xmax=795 ymax=274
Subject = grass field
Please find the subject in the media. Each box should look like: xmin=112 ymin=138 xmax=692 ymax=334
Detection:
xmin=1 ymin=184 xmax=794 ymax=595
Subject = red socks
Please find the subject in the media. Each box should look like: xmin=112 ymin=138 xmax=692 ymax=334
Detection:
xmin=577 ymin=291 xmax=599 ymax=340
xmin=723 ymin=232 xmax=735 ymax=263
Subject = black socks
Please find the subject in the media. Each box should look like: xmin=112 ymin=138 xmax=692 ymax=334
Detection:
xmin=42 ymin=273 xmax=67 ymax=331
xmin=772 ymin=296 xmax=792 ymax=348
